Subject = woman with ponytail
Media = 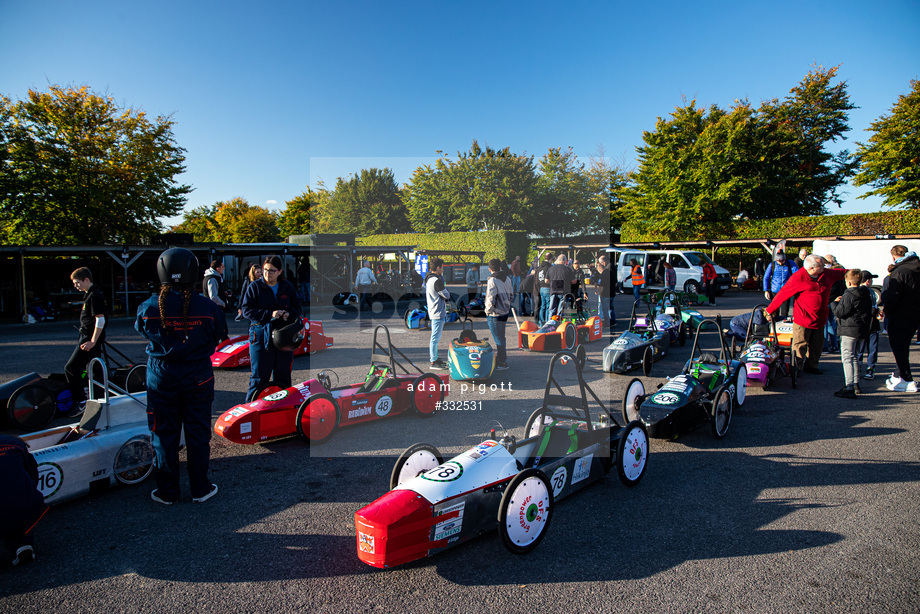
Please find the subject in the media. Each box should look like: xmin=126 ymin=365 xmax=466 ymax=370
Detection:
xmin=135 ymin=248 xmax=228 ymax=505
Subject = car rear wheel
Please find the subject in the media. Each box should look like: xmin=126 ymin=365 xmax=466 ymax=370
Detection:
xmin=411 ymin=374 xmax=444 ymax=417
xmin=296 ymin=393 xmax=339 ymax=444
xmin=8 ymin=384 xmax=56 ymax=432
xmin=561 ymin=321 xmax=577 ymax=350
xmin=113 ymin=435 xmax=155 ymax=485
xmin=710 ymin=386 xmax=733 ymax=439
xmin=622 ymin=378 xmax=645 ymax=424
xmin=390 ymin=443 xmax=443 ymax=489
xmin=525 ymin=408 xmax=552 ymax=438
xmin=125 ymin=364 xmax=147 ymax=393
xmin=498 ymin=469 xmax=553 ymax=555
xmin=641 ymin=346 xmax=654 ymax=376
xmin=734 ymin=365 xmax=747 ymax=406
xmin=616 ymin=420 xmax=649 ymax=487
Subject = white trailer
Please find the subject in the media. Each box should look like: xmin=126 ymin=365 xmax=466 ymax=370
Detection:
xmin=811 ymin=238 xmax=920 ymax=285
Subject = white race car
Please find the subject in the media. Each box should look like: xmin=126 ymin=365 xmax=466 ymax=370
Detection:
xmin=19 ymin=359 xmax=155 ymax=505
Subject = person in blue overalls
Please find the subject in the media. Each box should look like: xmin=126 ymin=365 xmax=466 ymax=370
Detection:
xmin=241 ymin=255 xmax=302 ymax=401
xmin=136 ymin=248 xmax=227 ymax=505
xmin=0 ymin=434 xmax=48 ymax=565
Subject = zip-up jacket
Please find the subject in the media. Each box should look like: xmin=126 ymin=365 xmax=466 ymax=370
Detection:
xmin=766 ymin=267 xmax=847 ymax=329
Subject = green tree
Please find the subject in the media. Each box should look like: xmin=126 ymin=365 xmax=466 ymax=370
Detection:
xmin=173 ymin=197 xmax=279 ymax=242
xmin=323 ymin=168 xmax=410 ymax=235
xmin=0 ymin=85 xmax=191 ymax=245
xmin=536 ymin=147 xmax=610 ymax=238
xmin=402 ymin=141 xmax=539 ymax=232
xmin=625 ymin=66 xmax=857 ymax=239
xmin=853 ymin=79 xmax=920 ymax=209
xmin=278 ymin=189 xmax=315 ymax=237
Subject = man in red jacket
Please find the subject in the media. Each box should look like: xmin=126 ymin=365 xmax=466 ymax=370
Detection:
xmin=765 ymin=255 xmax=848 ymax=375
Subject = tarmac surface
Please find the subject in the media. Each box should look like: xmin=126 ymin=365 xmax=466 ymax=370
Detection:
xmin=1 ymin=289 xmax=918 ymax=613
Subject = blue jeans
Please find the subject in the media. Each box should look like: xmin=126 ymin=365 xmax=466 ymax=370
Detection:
xmin=550 ymin=293 xmax=565 ymax=318
xmin=429 ymin=317 xmax=446 ymax=363
xmin=858 ymin=331 xmax=879 ymax=370
xmin=487 ymin=315 xmax=508 ymax=365
xmin=248 ymin=333 xmax=294 ymax=401
xmin=598 ymin=295 xmax=615 ymax=326
xmin=633 ymin=284 xmax=641 ymax=302
xmin=539 ymin=288 xmax=552 ymax=325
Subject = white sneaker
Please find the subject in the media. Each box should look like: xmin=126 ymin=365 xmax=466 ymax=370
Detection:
xmin=886 ymin=374 xmax=902 ymax=389
xmin=906 ymin=381 xmax=919 ymax=393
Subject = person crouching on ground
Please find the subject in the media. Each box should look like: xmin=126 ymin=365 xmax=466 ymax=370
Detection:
xmin=831 ymin=269 xmax=873 ymax=399
xmin=0 ymin=434 xmax=47 ymax=565
xmin=241 ymin=256 xmax=302 ymax=401
xmin=136 ymin=248 xmax=228 ymax=505
xmin=485 ymin=258 xmax=513 ymax=371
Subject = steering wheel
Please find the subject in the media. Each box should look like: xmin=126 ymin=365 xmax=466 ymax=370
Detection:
xmin=317 ymin=369 xmax=338 ymax=391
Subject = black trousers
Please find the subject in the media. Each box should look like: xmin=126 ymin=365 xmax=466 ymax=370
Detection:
xmin=887 ymin=317 xmax=919 ymax=381
xmin=64 ymin=340 xmax=102 ymax=403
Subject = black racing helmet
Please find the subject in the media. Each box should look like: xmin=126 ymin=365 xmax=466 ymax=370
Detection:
xmin=157 ymin=248 xmax=199 ymax=285
xmin=272 ymin=318 xmax=305 ymax=352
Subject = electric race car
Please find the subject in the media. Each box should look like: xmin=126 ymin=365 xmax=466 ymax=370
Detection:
xmin=621 ymin=317 xmax=747 ymax=440
xmin=728 ymin=306 xmax=798 ymax=389
xmin=215 ymin=325 xmax=448 ymax=445
xmin=448 ymin=321 xmax=495 ymax=382
xmin=355 ymin=350 xmax=649 ymax=568
xmin=513 ymin=306 xmax=603 ymax=353
xmin=17 ymin=358 xmax=155 ymax=505
xmin=603 ymin=300 xmax=677 ymax=375
xmin=211 ymin=319 xmax=333 ymax=368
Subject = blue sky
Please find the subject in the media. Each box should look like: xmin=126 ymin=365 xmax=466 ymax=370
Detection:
xmin=2 ymin=1 xmax=918 ymax=227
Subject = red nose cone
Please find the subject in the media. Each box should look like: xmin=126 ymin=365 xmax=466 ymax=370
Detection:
xmin=355 ymin=489 xmax=435 ymax=568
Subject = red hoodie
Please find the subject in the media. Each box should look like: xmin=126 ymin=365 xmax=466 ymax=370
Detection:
xmin=766 ymin=266 xmax=847 ymax=329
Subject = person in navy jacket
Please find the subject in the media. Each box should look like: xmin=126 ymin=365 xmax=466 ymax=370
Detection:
xmin=0 ymin=434 xmax=48 ymax=565
xmin=136 ymin=248 xmax=228 ymax=505
xmin=241 ymin=255 xmax=302 ymax=401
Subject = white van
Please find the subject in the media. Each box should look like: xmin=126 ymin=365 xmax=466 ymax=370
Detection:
xmin=611 ymin=249 xmax=732 ymax=296
xmin=812 ymin=238 xmax=920 ymax=285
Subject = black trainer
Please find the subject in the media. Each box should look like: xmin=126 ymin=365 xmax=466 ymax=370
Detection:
xmin=833 ymin=387 xmax=857 ymax=399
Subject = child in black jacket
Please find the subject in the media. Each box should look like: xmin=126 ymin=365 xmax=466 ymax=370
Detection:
xmin=831 ymin=269 xmax=873 ymax=399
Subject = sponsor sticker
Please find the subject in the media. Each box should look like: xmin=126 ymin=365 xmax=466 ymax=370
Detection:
xmin=228 ymin=408 xmax=249 ymax=418
xmin=433 ymin=501 xmax=465 ymax=541
xmin=374 ymin=395 xmax=393 ymax=417
xmin=219 ymin=341 xmax=248 ymax=354
xmin=348 ymin=406 xmax=372 ymax=420
xmin=571 ymin=454 xmax=592 ymax=485
xmin=358 ymin=532 xmax=375 ymax=554
xmin=464 ymin=440 xmax=498 ymax=462
xmin=240 ymin=422 xmax=252 ymax=434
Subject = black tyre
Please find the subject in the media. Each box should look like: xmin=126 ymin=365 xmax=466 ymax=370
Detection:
xmin=641 ymin=345 xmax=654 ymax=376
xmin=250 ymin=381 xmax=283 ymax=403
xmin=575 ymin=344 xmax=587 ymax=370
xmin=561 ymin=321 xmax=577 ymax=350
xmin=410 ymin=374 xmax=444 ymax=417
xmin=616 ymin=420 xmax=649 ymax=487
xmin=125 ymin=364 xmax=147 ymax=393
xmin=8 ymin=384 xmax=56 ymax=432
xmin=622 ymin=378 xmax=645 ymax=424
xmin=678 ymin=322 xmax=687 ymax=347
xmin=113 ymin=435 xmax=155 ymax=485
xmin=498 ymin=469 xmax=553 ymax=555
xmin=684 ymin=279 xmax=702 ymax=295
xmin=710 ymin=386 xmax=733 ymax=439
xmin=295 ymin=393 xmax=339 ymax=444
xmin=389 ymin=443 xmax=443 ymax=490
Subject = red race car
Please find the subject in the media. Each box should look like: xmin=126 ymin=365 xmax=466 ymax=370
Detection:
xmin=215 ymin=325 xmax=447 ymax=445
xmin=211 ymin=319 xmax=333 ymax=368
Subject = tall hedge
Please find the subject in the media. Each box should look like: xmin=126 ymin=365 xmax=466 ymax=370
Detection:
xmin=621 ymin=210 xmax=920 ymax=242
xmin=357 ymin=231 xmax=532 ymax=263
